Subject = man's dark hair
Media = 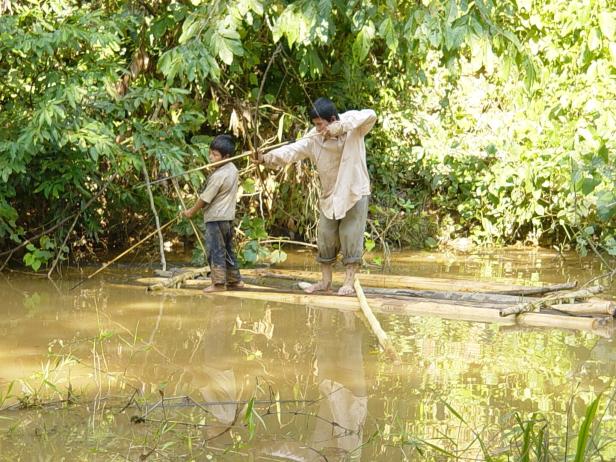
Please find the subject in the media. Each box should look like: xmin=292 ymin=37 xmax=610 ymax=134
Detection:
xmin=308 ymin=97 xmax=339 ymax=122
xmin=209 ymin=134 xmax=235 ymax=158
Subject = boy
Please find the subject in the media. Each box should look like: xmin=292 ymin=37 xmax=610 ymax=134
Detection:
xmin=182 ymin=134 xmax=243 ymax=292
xmin=259 ymin=98 xmax=376 ymax=296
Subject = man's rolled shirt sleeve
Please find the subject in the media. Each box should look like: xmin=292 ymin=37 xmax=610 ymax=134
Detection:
xmin=262 ymin=135 xmax=315 ymax=167
xmin=340 ymin=109 xmax=377 ymax=137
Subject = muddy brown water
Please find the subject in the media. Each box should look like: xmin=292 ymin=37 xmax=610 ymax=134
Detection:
xmin=0 ymin=248 xmax=615 ymax=460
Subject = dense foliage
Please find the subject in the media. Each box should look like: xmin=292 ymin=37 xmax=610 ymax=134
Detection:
xmin=0 ymin=0 xmax=614 ymax=270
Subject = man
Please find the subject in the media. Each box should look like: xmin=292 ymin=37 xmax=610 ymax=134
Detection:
xmin=260 ymin=97 xmax=376 ymax=295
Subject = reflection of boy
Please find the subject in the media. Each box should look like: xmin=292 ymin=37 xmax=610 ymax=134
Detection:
xmin=182 ymin=135 xmax=243 ymax=292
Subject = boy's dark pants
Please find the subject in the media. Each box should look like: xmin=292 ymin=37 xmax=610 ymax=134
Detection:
xmin=204 ymin=221 xmax=241 ymax=286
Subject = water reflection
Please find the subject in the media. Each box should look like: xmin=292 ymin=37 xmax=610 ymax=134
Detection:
xmin=0 ymin=249 xmax=615 ymax=460
xmin=257 ymin=309 xmax=368 ymax=461
xmin=196 ymin=304 xmax=242 ymax=438
xmin=312 ymin=311 xmax=367 ymax=459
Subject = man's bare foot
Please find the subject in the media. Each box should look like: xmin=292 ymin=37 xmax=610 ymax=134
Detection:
xmin=203 ymin=284 xmax=226 ymax=293
xmin=303 ymin=281 xmax=331 ymax=294
xmin=338 ymin=263 xmax=358 ymax=296
xmin=227 ymin=281 xmax=245 ymax=290
xmin=337 ymin=284 xmax=355 ymax=296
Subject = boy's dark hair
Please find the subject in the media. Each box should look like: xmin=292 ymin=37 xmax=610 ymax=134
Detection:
xmin=308 ymin=97 xmax=339 ymax=122
xmin=209 ymin=134 xmax=235 ymax=158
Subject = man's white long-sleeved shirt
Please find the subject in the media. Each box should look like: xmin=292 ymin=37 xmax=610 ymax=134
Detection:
xmin=262 ymin=109 xmax=377 ymax=220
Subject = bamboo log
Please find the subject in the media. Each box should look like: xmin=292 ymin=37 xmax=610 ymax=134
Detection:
xmin=127 ymin=281 xmax=613 ymax=337
xmin=354 ymin=278 xmax=401 ymax=363
xmin=549 ymin=301 xmax=616 ymax=317
xmin=361 ymin=287 xmax=531 ymax=305
xmin=141 ymin=284 xmax=612 ymax=337
xmin=147 ymin=267 xmax=210 ymax=291
xmin=251 ymin=269 xmax=571 ymax=295
xmin=500 ymin=286 xmax=605 ymax=317
xmin=219 ymin=289 xmax=613 ymax=337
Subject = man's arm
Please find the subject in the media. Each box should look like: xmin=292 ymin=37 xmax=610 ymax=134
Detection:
xmin=261 ymin=136 xmax=314 ymax=167
xmin=336 ymin=109 xmax=377 ymax=137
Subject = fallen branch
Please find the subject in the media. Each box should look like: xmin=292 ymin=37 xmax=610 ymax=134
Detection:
xmin=500 ymin=286 xmax=605 ymax=317
xmin=147 ymin=267 xmax=209 ymax=291
xmin=0 ymin=173 xmax=118 ymax=259
xmin=47 ymin=212 xmax=80 ymax=279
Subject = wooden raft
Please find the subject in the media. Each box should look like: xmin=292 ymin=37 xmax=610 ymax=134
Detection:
xmin=132 ymin=268 xmax=615 ymax=338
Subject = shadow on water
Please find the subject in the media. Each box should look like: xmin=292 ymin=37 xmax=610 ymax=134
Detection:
xmin=0 ymin=248 xmax=615 ymax=460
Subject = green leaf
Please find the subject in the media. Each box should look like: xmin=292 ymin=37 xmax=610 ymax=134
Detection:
xmin=179 ymin=17 xmax=202 ymax=44
xmin=242 ymin=178 xmax=256 ymax=194
xmin=31 ymin=259 xmax=42 ymax=272
xmin=269 ymin=249 xmax=287 ymax=264
xmin=378 ymin=17 xmax=398 ymax=51
xmin=574 ymin=394 xmax=602 ymax=462
xmin=599 ymin=12 xmax=616 ymax=40
xmin=581 ymin=178 xmax=600 ymax=195
xmin=597 ymin=144 xmax=609 ymax=163
xmin=364 ymin=238 xmax=375 ymax=252
xmin=597 ymin=191 xmax=616 ymax=221
xmin=588 ymin=28 xmax=602 ymax=51
xmin=243 ymin=245 xmax=258 ymax=263
xmin=353 ymin=22 xmax=375 ymax=62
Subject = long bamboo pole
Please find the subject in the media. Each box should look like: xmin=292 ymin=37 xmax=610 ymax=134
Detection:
xmin=70 ymin=217 xmax=179 ymax=290
xmin=550 ymin=301 xmax=616 ymax=316
xmin=252 ymin=268 xmax=567 ymax=295
xmin=172 ymin=178 xmax=206 ymax=257
xmin=141 ymin=158 xmax=166 ymax=271
xmin=144 ymin=135 xmax=318 ymax=188
xmin=354 ymin=278 xmax=401 ymax=363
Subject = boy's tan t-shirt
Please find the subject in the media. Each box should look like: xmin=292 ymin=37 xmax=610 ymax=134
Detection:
xmin=199 ymin=162 xmax=239 ymax=223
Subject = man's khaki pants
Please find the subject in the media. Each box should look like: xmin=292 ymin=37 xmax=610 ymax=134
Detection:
xmin=316 ymin=196 xmax=369 ymax=266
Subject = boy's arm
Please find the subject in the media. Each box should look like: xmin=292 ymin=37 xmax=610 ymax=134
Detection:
xmin=328 ymin=109 xmax=377 ymax=138
xmin=260 ymin=136 xmax=314 ymax=167
xmin=182 ymin=176 xmax=222 ymax=218
xmin=182 ymin=198 xmax=206 ymax=218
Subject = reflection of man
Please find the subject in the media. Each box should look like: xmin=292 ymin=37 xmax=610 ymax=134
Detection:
xmin=310 ymin=310 xmax=368 ymax=458
xmin=256 ymin=309 xmax=368 ymax=461
xmin=193 ymin=306 xmax=242 ymax=438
